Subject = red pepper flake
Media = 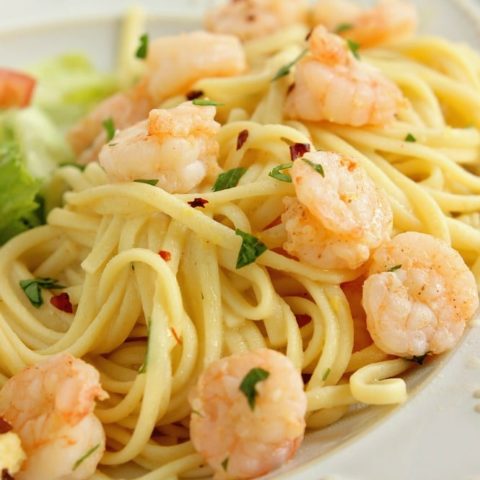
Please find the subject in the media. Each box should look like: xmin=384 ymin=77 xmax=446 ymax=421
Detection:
xmin=0 ymin=417 xmax=12 ymax=434
xmin=171 ymin=327 xmax=182 ymax=345
xmin=287 ymin=83 xmax=296 ymax=95
xmin=186 ymin=90 xmax=204 ymax=101
xmin=289 ymin=143 xmax=311 ymax=161
xmin=246 ymin=13 xmax=256 ymax=22
xmin=305 ymin=30 xmax=312 ymax=41
xmin=188 ymin=197 xmax=209 ymax=208
xmin=236 ymin=129 xmax=249 ymax=150
xmin=50 ymin=292 xmax=73 ymax=313
xmin=159 ymin=250 xmax=172 ymax=261
xmin=296 ymin=314 xmax=311 ymax=328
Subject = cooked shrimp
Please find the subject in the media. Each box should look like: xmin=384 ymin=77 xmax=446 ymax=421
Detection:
xmin=68 ymin=31 xmax=245 ymax=163
xmin=313 ymin=0 xmax=417 ymax=48
xmin=99 ymin=101 xmax=220 ymax=193
xmin=146 ymin=31 xmax=246 ymax=104
xmin=285 ymin=25 xmax=405 ymax=126
xmin=0 ymin=354 xmax=107 ymax=480
xmin=67 ymin=83 xmax=152 ymax=164
xmin=282 ymin=151 xmax=392 ymax=270
xmin=189 ymin=348 xmax=306 ymax=480
xmin=362 ymin=232 xmax=479 ymax=357
xmin=205 ymin=0 xmax=309 ymax=42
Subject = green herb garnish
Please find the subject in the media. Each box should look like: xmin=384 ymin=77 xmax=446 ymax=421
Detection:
xmin=192 ymin=98 xmax=224 ymax=107
xmin=135 ymin=33 xmax=149 ymax=59
xmin=302 ymin=158 xmax=325 ymax=177
xmin=335 ymin=23 xmax=354 ymax=34
xmin=347 ymin=39 xmax=361 ymax=60
xmin=102 ymin=117 xmax=115 ymax=142
xmin=235 ymin=229 xmax=268 ymax=269
xmin=272 ymin=48 xmax=308 ymax=81
xmin=239 ymin=367 xmax=270 ymax=410
xmin=212 ymin=167 xmax=247 ymax=192
xmin=322 ymin=368 xmax=331 ymax=381
xmin=19 ymin=278 xmax=65 ymax=308
xmin=405 ymin=133 xmax=416 ymax=142
xmin=73 ymin=444 xmax=100 ymax=471
xmin=221 ymin=457 xmax=229 ymax=471
xmin=134 ymin=179 xmax=158 ymax=186
xmin=388 ymin=264 xmax=402 ymax=272
xmin=268 ymin=163 xmax=293 ymax=183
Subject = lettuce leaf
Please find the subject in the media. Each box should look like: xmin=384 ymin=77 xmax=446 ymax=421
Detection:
xmin=0 ymin=107 xmax=74 ymax=244
xmin=0 ymin=127 xmax=42 ymax=244
xmin=29 ymin=53 xmax=118 ymax=128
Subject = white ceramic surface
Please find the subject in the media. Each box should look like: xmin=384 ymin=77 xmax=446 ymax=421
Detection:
xmin=1 ymin=1 xmax=480 ymax=479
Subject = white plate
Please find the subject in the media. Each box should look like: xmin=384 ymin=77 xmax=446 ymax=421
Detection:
xmin=2 ymin=1 xmax=480 ymax=479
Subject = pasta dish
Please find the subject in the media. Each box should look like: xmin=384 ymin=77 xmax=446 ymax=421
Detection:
xmin=0 ymin=0 xmax=479 ymax=479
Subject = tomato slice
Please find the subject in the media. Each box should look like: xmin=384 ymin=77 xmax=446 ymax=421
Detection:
xmin=0 ymin=69 xmax=36 ymax=108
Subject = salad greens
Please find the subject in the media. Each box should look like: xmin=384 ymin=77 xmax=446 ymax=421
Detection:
xmin=0 ymin=53 xmax=119 ymax=245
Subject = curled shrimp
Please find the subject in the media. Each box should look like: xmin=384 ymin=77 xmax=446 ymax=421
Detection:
xmin=313 ymin=0 xmax=417 ymax=48
xmin=67 ymin=84 xmax=152 ymax=164
xmin=189 ymin=348 xmax=307 ymax=479
xmin=204 ymin=0 xmax=308 ymax=42
xmin=362 ymin=232 xmax=479 ymax=357
xmin=282 ymin=151 xmax=392 ymax=271
xmin=68 ymin=31 xmax=245 ymax=163
xmin=146 ymin=31 xmax=246 ymax=104
xmin=285 ymin=25 xmax=405 ymax=126
xmin=0 ymin=354 xmax=107 ymax=480
xmin=99 ymin=101 xmax=220 ymax=193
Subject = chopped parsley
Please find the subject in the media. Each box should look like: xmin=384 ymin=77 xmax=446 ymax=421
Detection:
xmin=192 ymin=98 xmax=224 ymax=107
xmin=134 ymin=179 xmax=158 ymax=186
xmin=221 ymin=457 xmax=230 ymax=471
xmin=388 ymin=264 xmax=402 ymax=272
xmin=302 ymin=158 xmax=325 ymax=177
xmin=102 ymin=117 xmax=115 ymax=142
xmin=235 ymin=229 xmax=268 ymax=269
xmin=322 ymin=368 xmax=331 ymax=381
xmin=268 ymin=163 xmax=293 ymax=183
xmin=272 ymin=48 xmax=308 ymax=81
xmin=335 ymin=23 xmax=354 ymax=34
xmin=347 ymin=39 xmax=361 ymax=60
xmin=212 ymin=167 xmax=247 ymax=192
xmin=20 ymin=277 xmax=64 ymax=308
xmin=135 ymin=33 xmax=149 ymax=59
xmin=239 ymin=367 xmax=270 ymax=410
xmin=405 ymin=133 xmax=416 ymax=142
xmin=191 ymin=409 xmax=204 ymax=417
xmin=73 ymin=444 xmax=100 ymax=471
